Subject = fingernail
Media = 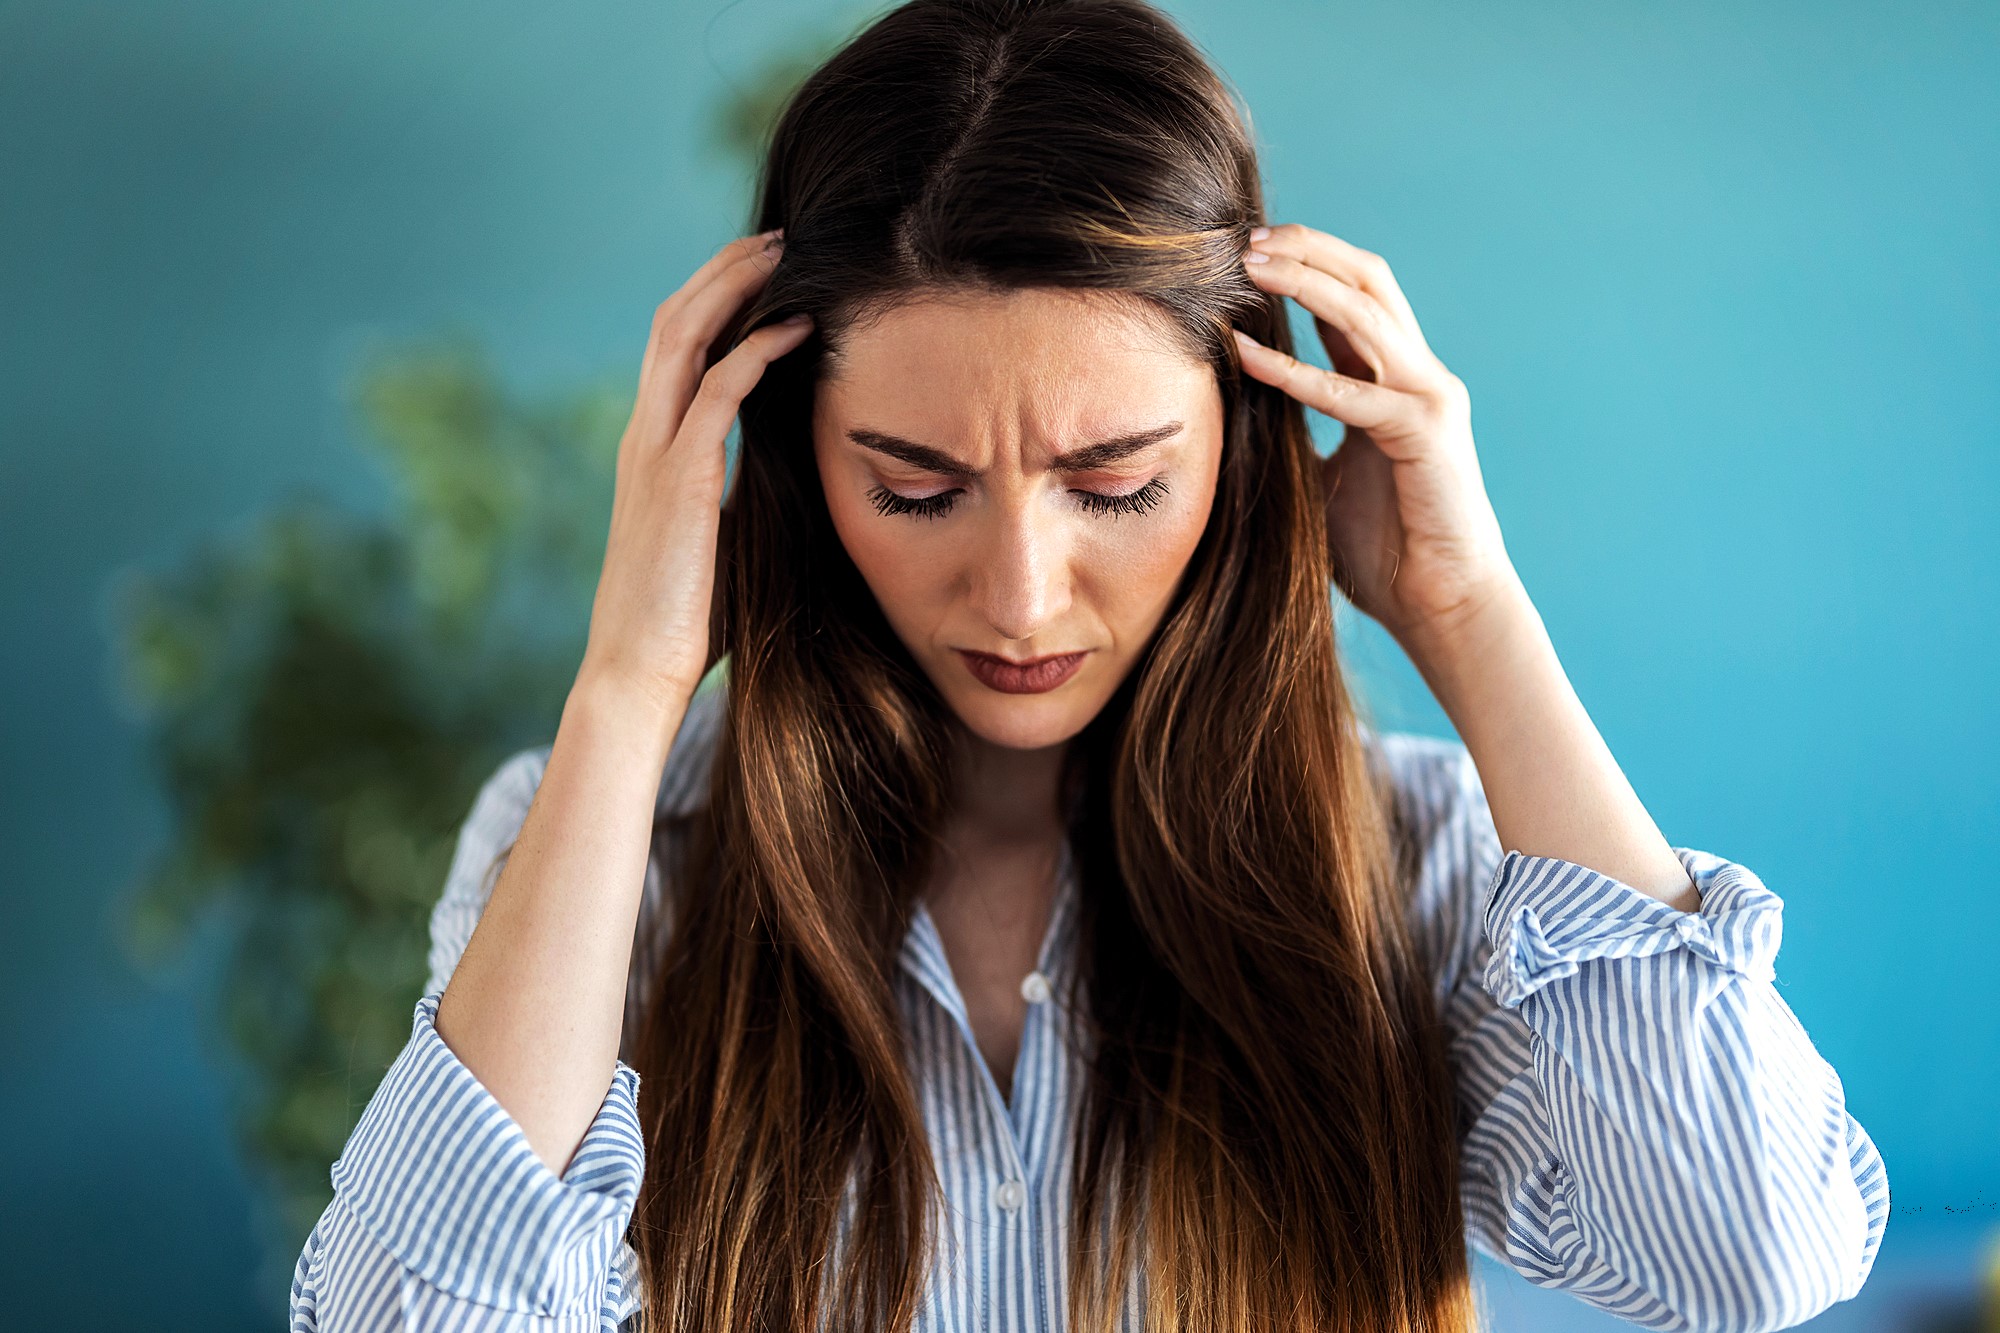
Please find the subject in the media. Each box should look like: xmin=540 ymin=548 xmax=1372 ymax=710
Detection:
xmin=781 ymin=312 xmax=812 ymax=326
xmin=1249 ymin=226 xmax=1271 ymax=241
xmin=1232 ymin=329 xmax=1259 ymax=350
xmin=1243 ymin=249 xmax=1270 ymax=264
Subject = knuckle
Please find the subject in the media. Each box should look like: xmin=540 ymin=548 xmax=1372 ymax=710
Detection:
xmin=1434 ymin=372 xmax=1470 ymax=408
xmin=1416 ymin=386 xmax=1458 ymax=425
xmin=1351 ymin=298 xmax=1389 ymax=338
xmin=657 ymin=314 xmax=711 ymax=356
xmin=691 ymin=364 xmax=733 ymax=403
xmin=1318 ymin=270 xmax=1357 ymax=307
xmin=698 ymin=354 xmax=754 ymax=398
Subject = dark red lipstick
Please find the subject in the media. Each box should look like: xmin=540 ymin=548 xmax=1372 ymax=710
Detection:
xmin=955 ymin=649 xmax=1089 ymax=695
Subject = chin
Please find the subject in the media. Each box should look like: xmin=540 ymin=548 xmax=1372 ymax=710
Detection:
xmin=940 ymin=682 xmax=1104 ymax=751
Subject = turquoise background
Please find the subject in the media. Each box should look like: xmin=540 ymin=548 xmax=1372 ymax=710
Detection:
xmin=2 ymin=0 xmax=1993 ymax=1326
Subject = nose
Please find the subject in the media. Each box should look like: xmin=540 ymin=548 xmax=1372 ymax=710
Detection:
xmin=966 ymin=501 xmax=1073 ymax=643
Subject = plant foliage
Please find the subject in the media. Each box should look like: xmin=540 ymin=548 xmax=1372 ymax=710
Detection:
xmin=109 ymin=333 xmax=631 ymax=1245
xmin=105 ymin=13 xmax=861 ymax=1294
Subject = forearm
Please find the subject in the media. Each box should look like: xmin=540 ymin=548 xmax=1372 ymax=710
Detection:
xmin=1400 ymin=571 xmax=1701 ymax=912
xmin=434 ymin=671 xmax=688 ymax=1175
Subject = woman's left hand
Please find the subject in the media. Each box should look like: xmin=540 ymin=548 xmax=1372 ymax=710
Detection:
xmin=1233 ymin=222 xmax=1518 ymax=652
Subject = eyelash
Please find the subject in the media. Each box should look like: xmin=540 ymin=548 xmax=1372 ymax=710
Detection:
xmin=866 ymin=478 xmax=1171 ymax=521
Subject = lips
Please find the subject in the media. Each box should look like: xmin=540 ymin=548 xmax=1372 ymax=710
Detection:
xmin=955 ymin=649 xmax=1089 ymax=695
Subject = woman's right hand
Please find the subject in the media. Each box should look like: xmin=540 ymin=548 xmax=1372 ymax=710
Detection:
xmin=577 ymin=228 xmax=813 ymax=723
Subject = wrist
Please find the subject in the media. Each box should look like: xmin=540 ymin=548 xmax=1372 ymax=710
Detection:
xmin=1400 ymin=573 xmax=1555 ymax=730
xmin=564 ymin=667 xmax=691 ymax=770
xmin=1395 ymin=566 xmax=1536 ymax=668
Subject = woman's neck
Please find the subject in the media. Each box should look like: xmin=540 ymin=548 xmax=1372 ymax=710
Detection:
xmin=924 ymin=725 xmax=1071 ymax=1094
xmin=943 ymin=723 xmax=1067 ymax=846
xmin=924 ymin=724 xmax=1068 ymax=932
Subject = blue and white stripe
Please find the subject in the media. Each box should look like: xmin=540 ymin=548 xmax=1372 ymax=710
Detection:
xmin=290 ymin=683 xmax=1889 ymax=1331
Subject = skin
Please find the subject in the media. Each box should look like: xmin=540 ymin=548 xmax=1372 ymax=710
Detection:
xmin=812 ymin=287 xmax=1224 ymax=1092
xmin=438 ymin=221 xmax=1697 ymax=1177
xmin=1235 ymin=224 xmax=1699 ymax=912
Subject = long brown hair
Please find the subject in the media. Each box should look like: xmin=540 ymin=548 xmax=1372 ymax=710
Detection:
xmin=629 ymin=1 xmax=1477 ymax=1328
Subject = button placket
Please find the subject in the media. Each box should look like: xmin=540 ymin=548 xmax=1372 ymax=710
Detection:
xmin=994 ymin=878 xmax=1069 ymax=1229
xmin=899 ymin=841 xmax=1083 ymax=1257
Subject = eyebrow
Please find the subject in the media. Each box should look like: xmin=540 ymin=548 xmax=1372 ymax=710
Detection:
xmin=844 ymin=421 xmax=1184 ymax=478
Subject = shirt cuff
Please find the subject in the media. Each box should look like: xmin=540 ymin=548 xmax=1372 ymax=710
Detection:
xmin=328 ymin=994 xmax=646 ymax=1316
xmin=1480 ymin=846 xmax=1784 ymax=1010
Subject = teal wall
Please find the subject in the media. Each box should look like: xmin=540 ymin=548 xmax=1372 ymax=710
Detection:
xmin=2 ymin=0 xmax=1993 ymax=1326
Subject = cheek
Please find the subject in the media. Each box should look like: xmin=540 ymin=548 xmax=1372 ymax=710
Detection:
xmin=1072 ymin=487 xmax=1213 ymax=623
xmin=825 ymin=487 xmax=940 ymax=623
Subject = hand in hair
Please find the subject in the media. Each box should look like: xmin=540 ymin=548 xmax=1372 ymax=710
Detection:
xmin=578 ymin=229 xmax=815 ymax=729
xmin=1232 ymin=223 xmax=1518 ymax=657
xmin=431 ymin=232 xmax=812 ymax=1175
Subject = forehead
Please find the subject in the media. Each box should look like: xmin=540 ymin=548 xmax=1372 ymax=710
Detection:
xmin=818 ymin=287 xmax=1214 ymax=424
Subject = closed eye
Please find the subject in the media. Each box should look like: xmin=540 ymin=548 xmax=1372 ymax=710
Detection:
xmin=866 ymin=478 xmax=1171 ymax=521
xmin=1075 ymin=478 xmax=1170 ymax=517
xmin=867 ymin=485 xmax=958 ymax=520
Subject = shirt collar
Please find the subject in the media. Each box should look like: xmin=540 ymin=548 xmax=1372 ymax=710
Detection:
xmin=897 ymin=837 xmax=1080 ymax=1027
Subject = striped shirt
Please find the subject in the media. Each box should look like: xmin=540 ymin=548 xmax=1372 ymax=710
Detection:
xmin=289 ymin=681 xmax=1889 ymax=1332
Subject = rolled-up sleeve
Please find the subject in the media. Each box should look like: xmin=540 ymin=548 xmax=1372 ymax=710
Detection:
xmin=289 ymin=996 xmax=645 ymax=1331
xmin=1384 ymin=732 xmax=1889 ymax=1333
xmin=288 ymin=744 xmax=646 ymax=1331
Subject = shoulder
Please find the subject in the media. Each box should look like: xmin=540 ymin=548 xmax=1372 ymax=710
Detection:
xmin=1357 ymin=722 xmax=1503 ymax=1004
xmin=421 ymin=680 xmax=732 ymax=996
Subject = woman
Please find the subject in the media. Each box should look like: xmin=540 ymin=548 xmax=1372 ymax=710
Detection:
xmin=288 ymin=0 xmax=1887 ymax=1329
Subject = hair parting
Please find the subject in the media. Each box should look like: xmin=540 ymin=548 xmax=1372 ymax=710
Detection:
xmin=628 ymin=1 xmax=1479 ymax=1329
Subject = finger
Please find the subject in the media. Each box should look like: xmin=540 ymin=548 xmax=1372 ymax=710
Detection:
xmin=656 ymin=229 xmax=783 ymax=331
xmin=665 ymin=315 xmax=816 ymax=478
xmin=638 ymin=235 xmax=784 ymax=400
xmin=1310 ymin=312 xmax=1378 ymax=386
xmin=1251 ymin=223 xmax=1421 ymax=337
xmin=645 ymin=238 xmax=790 ymax=430
xmin=1232 ymin=329 xmax=1429 ymax=459
xmin=628 ymin=237 xmax=788 ymax=460
xmin=615 ymin=236 xmax=782 ymax=500
xmin=1243 ymin=252 xmax=1415 ymax=387
xmin=628 ymin=232 xmax=784 ymax=452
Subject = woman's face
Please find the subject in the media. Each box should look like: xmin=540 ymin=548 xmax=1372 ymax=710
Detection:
xmin=813 ymin=287 xmax=1225 ymax=751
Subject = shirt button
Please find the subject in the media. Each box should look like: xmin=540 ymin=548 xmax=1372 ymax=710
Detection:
xmin=996 ymin=1179 xmax=1026 ymax=1211
xmin=1019 ymin=970 xmax=1052 ymax=1004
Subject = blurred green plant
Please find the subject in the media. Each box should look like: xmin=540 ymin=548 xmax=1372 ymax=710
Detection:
xmin=1985 ymin=1223 xmax=2000 ymax=1332
xmin=107 ymin=330 xmax=633 ymax=1245
xmin=102 ymin=10 xmax=864 ymax=1282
